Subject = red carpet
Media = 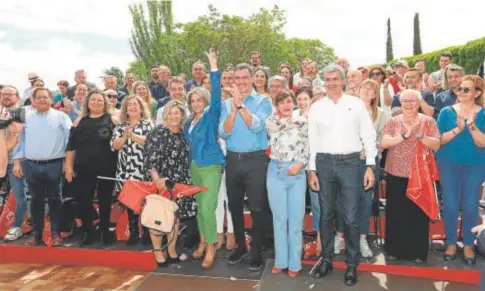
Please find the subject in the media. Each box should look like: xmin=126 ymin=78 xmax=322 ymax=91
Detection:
xmin=0 ymin=244 xmax=479 ymax=285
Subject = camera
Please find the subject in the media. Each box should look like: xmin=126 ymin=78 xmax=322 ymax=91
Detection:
xmin=0 ymin=107 xmax=26 ymax=130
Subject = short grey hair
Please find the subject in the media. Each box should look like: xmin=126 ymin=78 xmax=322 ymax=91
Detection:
xmin=399 ymin=89 xmax=423 ymax=102
xmin=322 ymin=64 xmax=346 ymax=80
xmin=234 ymin=63 xmax=253 ymax=76
xmin=268 ymin=75 xmax=288 ymax=88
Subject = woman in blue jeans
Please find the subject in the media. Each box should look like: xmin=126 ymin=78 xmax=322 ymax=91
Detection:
xmin=436 ymin=75 xmax=485 ymax=265
xmin=265 ymin=90 xmax=309 ymax=278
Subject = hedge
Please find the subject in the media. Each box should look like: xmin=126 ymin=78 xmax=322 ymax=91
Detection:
xmin=389 ymin=37 xmax=485 ymax=75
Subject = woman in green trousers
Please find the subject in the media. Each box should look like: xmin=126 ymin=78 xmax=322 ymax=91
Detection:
xmin=184 ymin=50 xmax=225 ymax=268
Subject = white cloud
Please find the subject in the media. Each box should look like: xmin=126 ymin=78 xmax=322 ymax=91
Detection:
xmin=0 ymin=0 xmax=484 ymax=91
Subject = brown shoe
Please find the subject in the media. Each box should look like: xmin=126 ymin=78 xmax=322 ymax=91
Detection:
xmin=202 ymin=244 xmax=216 ymax=269
xmin=193 ymin=243 xmax=206 ymax=259
xmin=52 ymin=235 xmax=63 ymax=247
xmin=226 ymin=233 xmax=235 ymax=250
xmin=25 ymin=235 xmax=42 ymax=246
xmin=216 ymin=233 xmax=224 ymax=250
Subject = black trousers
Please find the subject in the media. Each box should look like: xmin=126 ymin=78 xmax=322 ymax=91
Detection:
xmin=226 ymin=151 xmax=269 ymax=259
xmin=72 ymin=172 xmax=115 ymax=234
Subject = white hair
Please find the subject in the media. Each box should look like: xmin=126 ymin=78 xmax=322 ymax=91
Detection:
xmin=399 ymin=89 xmax=423 ymax=102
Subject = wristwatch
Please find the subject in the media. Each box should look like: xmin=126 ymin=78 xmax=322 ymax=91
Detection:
xmin=237 ymin=104 xmax=244 ymax=110
xmin=401 ymin=134 xmax=408 ymax=140
xmin=469 ymin=124 xmax=477 ymax=131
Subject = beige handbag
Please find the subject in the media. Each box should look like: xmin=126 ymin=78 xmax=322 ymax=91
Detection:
xmin=141 ymin=194 xmax=178 ymax=234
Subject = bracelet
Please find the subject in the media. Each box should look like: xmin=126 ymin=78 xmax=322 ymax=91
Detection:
xmin=8 ymin=132 xmax=19 ymax=136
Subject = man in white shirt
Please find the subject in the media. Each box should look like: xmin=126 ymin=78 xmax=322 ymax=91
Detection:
xmin=308 ymin=64 xmax=377 ymax=286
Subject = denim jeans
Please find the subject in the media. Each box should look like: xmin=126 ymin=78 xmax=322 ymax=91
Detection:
xmin=7 ymin=162 xmax=27 ymax=228
xmin=309 ymin=187 xmax=321 ymax=231
xmin=23 ymin=159 xmax=63 ymax=237
xmin=336 ymin=159 xmax=380 ymax=235
xmin=267 ymin=160 xmax=306 ymax=271
xmin=437 ymin=160 xmax=485 ymax=246
xmin=316 ymin=153 xmax=361 ymax=267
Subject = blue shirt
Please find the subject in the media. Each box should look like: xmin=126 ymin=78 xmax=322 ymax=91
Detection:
xmin=184 ymin=71 xmax=225 ymax=167
xmin=68 ymin=101 xmax=82 ymax=122
xmin=185 ymin=79 xmax=202 ymax=92
xmin=436 ymin=107 xmax=485 ymax=166
xmin=218 ymin=90 xmax=272 ymax=153
xmin=434 ymin=89 xmax=457 ymax=118
xmin=13 ymin=108 xmax=72 ymax=160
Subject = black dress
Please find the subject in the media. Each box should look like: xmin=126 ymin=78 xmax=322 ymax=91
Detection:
xmin=144 ymin=125 xmax=196 ymax=220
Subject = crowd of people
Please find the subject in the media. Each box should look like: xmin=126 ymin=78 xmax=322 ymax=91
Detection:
xmin=1 ymin=49 xmax=485 ymax=287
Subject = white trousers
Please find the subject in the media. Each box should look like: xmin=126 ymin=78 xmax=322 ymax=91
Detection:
xmin=216 ymin=171 xmax=233 ymax=233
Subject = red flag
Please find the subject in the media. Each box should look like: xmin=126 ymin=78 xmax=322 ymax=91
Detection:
xmin=119 ymin=180 xmax=208 ymax=213
xmin=160 ymin=182 xmax=208 ymax=199
xmin=119 ymin=180 xmax=158 ymax=214
xmin=406 ymin=140 xmax=440 ymax=221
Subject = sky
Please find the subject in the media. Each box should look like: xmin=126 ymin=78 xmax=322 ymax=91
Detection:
xmin=0 ymin=0 xmax=484 ymax=92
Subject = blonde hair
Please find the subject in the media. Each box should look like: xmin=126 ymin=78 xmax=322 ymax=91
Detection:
xmin=118 ymin=95 xmax=151 ymax=123
xmin=461 ymin=75 xmax=485 ymax=107
xmin=123 ymin=73 xmax=136 ymax=89
xmin=162 ymin=100 xmax=187 ymax=123
xmin=187 ymin=87 xmax=210 ymax=113
xmin=133 ymin=81 xmax=154 ymax=114
xmin=358 ymin=79 xmax=380 ymax=122
xmin=81 ymin=90 xmax=113 ymax=117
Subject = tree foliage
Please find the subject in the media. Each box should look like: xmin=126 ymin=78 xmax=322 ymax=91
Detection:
xmin=413 ymin=13 xmax=422 ymax=55
xmin=101 ymin=66 xmax=125 ymax=87
xmin=386 ymin=17 xmax=394 ymax=62
xmin=389 ymin=38 xmax=485 ymax=75
xmin=127 ymin=1 xmax=336 ymax=78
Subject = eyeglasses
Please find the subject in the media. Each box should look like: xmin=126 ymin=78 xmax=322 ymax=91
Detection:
xmin=1 ymin=93 xmax=16 ymax=98
xmin=107 ymin=94 xmax=118 ymax=99
xmin=370 ymin=72 xmax=382 ymax=77
xmin=34 ymin=96 xmax=50 ymax=100
xmin=457 ymin=86 xmax=478 ymax=94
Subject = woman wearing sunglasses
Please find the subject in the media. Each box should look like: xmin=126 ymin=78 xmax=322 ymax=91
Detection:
xmin=436 ymin=75 xmax=485 ymax=265
xmin=369 ymin=66 xmax=394 ymax=115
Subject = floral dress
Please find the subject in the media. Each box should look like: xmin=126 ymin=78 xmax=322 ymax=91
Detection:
xmin=143 ymin=125 xmax=197 ymax=220
xmin=110 ymin=119 xmax=153 ymax=192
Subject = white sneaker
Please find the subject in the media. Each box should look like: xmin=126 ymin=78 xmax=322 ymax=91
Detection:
xmin=334 ymin=235 xmax=344 ymax=254
xmin=360 ymin=239 xmax=373 ymax=259
xmin=4 ymin=227 xmax=23 ymax=241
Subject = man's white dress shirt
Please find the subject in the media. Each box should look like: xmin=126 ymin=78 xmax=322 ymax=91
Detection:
xmin=308 ymin=94 xmax=377 ymax=171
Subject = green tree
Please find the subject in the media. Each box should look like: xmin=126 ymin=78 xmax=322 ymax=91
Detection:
xmin=128 ymin=0 xmax=189 ymax=79
xmin=101 ymin=66 xmax=125 ymax=87
xmin=127 ymin=2 xmax=336 ymax=77
xmin=413 ymin=12 xmax=422 ymax=55
xmin=386 ymin=17 xmax=394 ymax=62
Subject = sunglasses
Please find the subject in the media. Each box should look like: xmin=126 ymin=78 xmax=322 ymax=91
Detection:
xmin=370 ymin=72 xmax=382 ymax=77
xmin=107 ymin=94 xmax=118 ymax=98
xmin=457 ymin=86 xmax=477 ymax=94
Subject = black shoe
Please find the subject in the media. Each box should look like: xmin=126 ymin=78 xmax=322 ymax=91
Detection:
xmin=166 ymin=255 xmax=180 ymax=265
xmin=227 ymin=248 xmax=248 ymax=265
xmin=248 ymin=255 xmax=263 ymax=272
xmin=141 ymin=231 xmax=151 ymax=245
xmin=126 ymin=234 xmax=138 ymax=245
xmin=313 ymin=261 xmax=333 ymax=278
xmin=463 ymin=254 xmax=476 ymax=266
xmin=101 ymin=230 xmax=115 ymax=245
xmin=344 ymin=266 xmax=358 ymax=286
xmin=443 ymin=252 xmax=457 ymax=261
